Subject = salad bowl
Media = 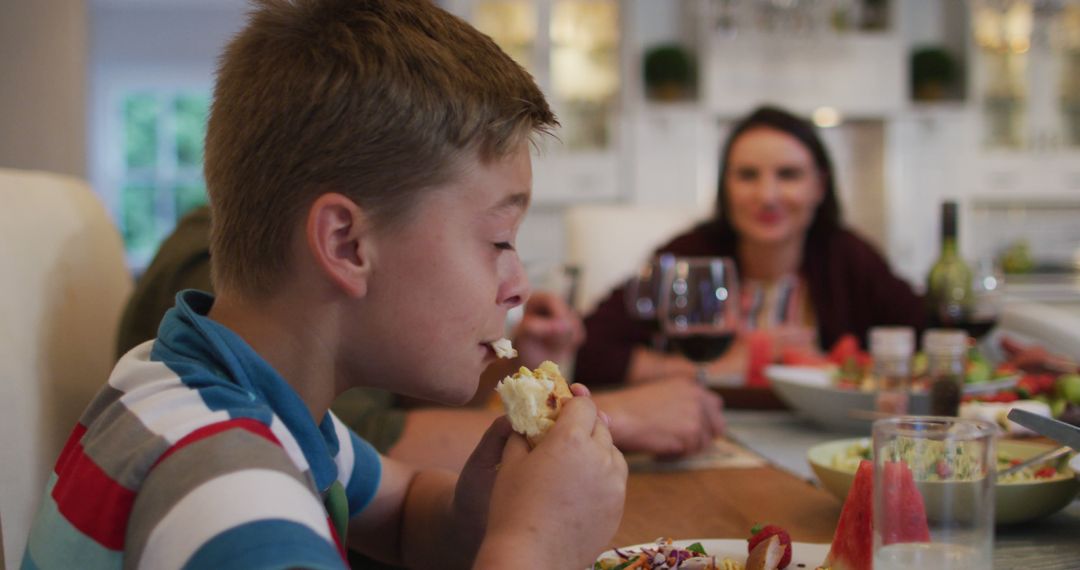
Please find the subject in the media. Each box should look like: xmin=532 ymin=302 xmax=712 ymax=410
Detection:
xmin=807 ymin=437 xmax=1080 ymax=524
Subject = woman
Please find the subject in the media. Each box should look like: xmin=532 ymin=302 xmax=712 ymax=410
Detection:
xmin=575 ymin=106 xmax=925 ymax=386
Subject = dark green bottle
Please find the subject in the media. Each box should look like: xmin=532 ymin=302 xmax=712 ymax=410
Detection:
xmin=926 ymin=201 xmax=973 ymax=325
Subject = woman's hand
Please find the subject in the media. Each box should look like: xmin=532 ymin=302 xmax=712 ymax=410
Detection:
xmin=594 ymin=377 xmax=725 ymax=457
xmin=625 ymin=346 xmax=698 ymax=385
xmin=512 ymin=292 xmax=586 ymax=368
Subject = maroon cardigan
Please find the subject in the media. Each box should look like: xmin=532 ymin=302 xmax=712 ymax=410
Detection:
xmin=574 ymin=223 xmax=927 ymax=385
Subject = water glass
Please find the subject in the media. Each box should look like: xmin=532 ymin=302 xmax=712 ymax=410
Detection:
xmin=872 ymin=417 xmax=997 ymax=570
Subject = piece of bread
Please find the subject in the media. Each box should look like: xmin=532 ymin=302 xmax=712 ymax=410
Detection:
xmin=495 ymin=360 xmax=572 ymax=446
xmin=491 ymin=337 xmax=518 ymax=359
xmin=746 ymin=535 xmax=783 ymax=570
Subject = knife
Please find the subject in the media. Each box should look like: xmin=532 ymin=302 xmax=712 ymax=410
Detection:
xmin=1006 ymin=408 xmax=1080 ymax=453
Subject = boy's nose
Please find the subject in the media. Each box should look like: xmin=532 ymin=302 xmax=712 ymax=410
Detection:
xmin=499 ymin=260 xmax=530 ymax=309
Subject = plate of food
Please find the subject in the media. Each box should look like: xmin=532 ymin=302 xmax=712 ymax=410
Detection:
xmin=593 ymin=536 xmax=829 ymax=570
xmin=807 ymin=437 xmax=1080 ymax=524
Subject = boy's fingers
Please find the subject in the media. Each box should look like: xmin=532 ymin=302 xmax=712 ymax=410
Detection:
xmin=570 ymin=383 xmax=591 ymax=397
xmin=466 ymin=416 xmax=516 ymax=470
xmin=590 ymin=411 xmax=615 ymax=450
xmin=548 ymin=395 xmax=598 ymax=437
xmin=501 ymin=431 xmax=531 ymax=463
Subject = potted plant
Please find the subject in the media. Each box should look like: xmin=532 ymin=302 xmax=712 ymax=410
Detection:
xmin=643 ymin=44 xmax=696 ymax=102
xmin=911 ymin=46 xmax=960 ymax=101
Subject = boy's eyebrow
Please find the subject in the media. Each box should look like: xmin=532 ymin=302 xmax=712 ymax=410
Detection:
xmin=490 ymin=191 xmax=531 ymax=212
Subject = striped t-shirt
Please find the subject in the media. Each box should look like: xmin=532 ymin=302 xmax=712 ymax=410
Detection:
xmin=22 ymin=290 xmax=381 ymax=569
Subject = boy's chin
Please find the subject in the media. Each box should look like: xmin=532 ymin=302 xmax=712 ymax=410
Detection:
xmin=412 ymin=370 xmax=480 ymax=407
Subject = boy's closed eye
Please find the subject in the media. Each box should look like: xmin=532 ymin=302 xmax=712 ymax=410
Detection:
xmin=494 ymin=241 xmax=516 ymax=251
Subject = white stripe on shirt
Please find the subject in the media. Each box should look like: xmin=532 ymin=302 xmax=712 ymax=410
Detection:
xmin=328 ymin=412 xmax=355 ymax=490
xmin=136 ymin=468 xmax=333 ymax=569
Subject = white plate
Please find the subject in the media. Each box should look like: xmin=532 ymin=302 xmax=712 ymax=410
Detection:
xmin=594 ymin=538 xmax=829 ymax=569
xmin=961 ymin=374 xmax=1020 ymax=395
xmin=765 ymin=365 xmax=1020 ymax=395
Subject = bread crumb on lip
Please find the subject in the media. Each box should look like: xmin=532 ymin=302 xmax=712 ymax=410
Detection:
xmin=490 ymin=338 xmax=517 ymax=359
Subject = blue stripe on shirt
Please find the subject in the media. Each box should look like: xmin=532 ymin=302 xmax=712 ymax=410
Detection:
xmin=181 ymin=520 xmax=346 ymax=570
xmin=345 ymin=431 xmax=381 ymax=517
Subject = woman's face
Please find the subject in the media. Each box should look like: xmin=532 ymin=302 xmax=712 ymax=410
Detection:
xmin=724 ymin=127 xmax=824 ymax=248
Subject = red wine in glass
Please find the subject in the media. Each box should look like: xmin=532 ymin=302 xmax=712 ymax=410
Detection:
xmin=659 ymin=256 xmax=739 ymax=362
xmin=667 ymin=331 xmax=736 ymax=362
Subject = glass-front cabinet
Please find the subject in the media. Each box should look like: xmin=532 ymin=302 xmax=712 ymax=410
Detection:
xmin=443 ymin=0 xmax=623 ymax=203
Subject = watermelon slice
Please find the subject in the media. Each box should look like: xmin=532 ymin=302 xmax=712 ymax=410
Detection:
xmin=822 ymin=460 xmax=932 ymax=570
xmin=879 ymin=460 xmax=931 ymax=545
xmin=823 ymin=460 xmax=873 ymax=570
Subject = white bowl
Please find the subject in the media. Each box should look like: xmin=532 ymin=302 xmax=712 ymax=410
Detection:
xmin=766 ymin=365 xmax=929 ymax=433
xmin=807 ymin=438 xmax=1080 ymax=524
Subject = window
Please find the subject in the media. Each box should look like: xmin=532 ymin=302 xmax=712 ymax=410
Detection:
xmin=116 ymin=90 xmax=211 ymax=270
xmin=472 ymin=0 xmax=620 ymax=150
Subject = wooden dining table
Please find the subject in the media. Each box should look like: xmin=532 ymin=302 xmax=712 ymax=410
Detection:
xmin=611 ymin=409 xmax=1080 ymax=570
xmin=613 ymin=464 xmax=839 ymax=548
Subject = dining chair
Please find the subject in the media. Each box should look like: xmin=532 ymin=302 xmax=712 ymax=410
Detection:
xmin=0 ymin=168 xmax=133 ymax=567
xmin=563 ymin=203 xmax=706 ymax=314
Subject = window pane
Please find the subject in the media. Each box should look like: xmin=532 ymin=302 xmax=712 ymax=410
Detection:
xmin=551 ymin=0 xmax=619 ymax=149
xmin=124 ymin=94 xmax=159 ymax=169
xmin=175 ymin=93 xmax=210 ymax=167
xmin=174 ymin=183 xmax=208 ymax=218
xmin=474 ymin=1 xmax=536 ymax=71
xmin=122 ymin=183 xmax=160 ymax=260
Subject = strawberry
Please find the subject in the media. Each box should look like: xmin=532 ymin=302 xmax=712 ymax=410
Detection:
xmin=748 ymin=523 xmax=792 ymax=569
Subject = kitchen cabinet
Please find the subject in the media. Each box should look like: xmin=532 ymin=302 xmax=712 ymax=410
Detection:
xmin=441 ymin=0 xmax=626 ymax=205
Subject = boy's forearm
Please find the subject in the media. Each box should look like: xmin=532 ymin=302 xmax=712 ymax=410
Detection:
xmin=473 ymin=533 xmax=545 ymax=569
xmin=387 ymin=408 xmax=499 ymax=472
xmin=400 ymin=469 xmax=478 ymax=569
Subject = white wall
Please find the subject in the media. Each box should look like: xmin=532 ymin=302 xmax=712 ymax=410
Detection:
xmin=0 ymin=0 xmax=88 ymax=178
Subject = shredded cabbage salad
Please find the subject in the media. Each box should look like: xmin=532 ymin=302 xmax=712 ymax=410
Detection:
xmin=594 ymin=538 xmax=744 ymax=570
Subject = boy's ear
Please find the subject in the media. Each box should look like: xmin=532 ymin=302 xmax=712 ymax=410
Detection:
xmin=306 ymin=193 xmax=373 ymax=298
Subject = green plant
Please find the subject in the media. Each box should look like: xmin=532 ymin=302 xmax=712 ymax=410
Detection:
xmin=643 ymin=44 xmax=695 ymax=101
xmin=911 ymin=46 xmax=959 ymax=101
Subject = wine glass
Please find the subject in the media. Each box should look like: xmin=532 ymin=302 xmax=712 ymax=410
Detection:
xmin=624 ymin=254 xmax=675 ymax=332
xmin=659 ymin=256 xmax=740 ymax=362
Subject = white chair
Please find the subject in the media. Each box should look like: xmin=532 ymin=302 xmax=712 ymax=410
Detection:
xmin=0 ymin=168 xmax=133 ymax=567
xmin=563 ymin=203 xmax=707 ymax=314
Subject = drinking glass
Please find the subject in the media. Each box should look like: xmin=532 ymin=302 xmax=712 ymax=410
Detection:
xmin=658 ymin=256 xmax=740 ymax=362
xmin=624 ymin=254 xmax=675 ymax=326
xmin=872 ymin=417 xmax=997 ymax=570
xmin=741 ymin=274 xmax=799 ymax=331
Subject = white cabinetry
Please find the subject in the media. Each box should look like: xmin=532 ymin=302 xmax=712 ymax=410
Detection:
xmin=700 ymin=33 xmax=906 ymax=118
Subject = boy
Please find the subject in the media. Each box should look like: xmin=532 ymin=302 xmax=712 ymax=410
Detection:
xmin=22 ymin=0 xmax=626 ymax=568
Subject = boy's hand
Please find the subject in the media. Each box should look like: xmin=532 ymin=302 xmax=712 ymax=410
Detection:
xmin=449 ymin=416 xmax=517 ymax=561
xmin=512 ymin=292 xmax=585 ymax=367
xmin=474 ymin=385 xmax=627 ymax=568
xmin=594 ymin=377 xmax=725 ymax=457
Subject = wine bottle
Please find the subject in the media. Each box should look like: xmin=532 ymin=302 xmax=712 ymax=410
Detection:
xmin=926 ymin=201 xmax=973 ymax=326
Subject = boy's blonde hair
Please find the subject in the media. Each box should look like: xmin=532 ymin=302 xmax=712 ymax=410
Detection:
xmin=205 ymin=0 xmax=556 ymax=297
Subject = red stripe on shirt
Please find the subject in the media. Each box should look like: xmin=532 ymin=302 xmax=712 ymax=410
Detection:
xmin=54 ymin=423 xmax=88 ymax=476
xmin=327 ymin=516 xmax=347 ymax=561
xmin=152 ymin=417 xmax=281 ymax=468
xmin=51 ymin=434 xmax=136 ymax=550
xmin=51 ymin=418 xmax=281 ymax=551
